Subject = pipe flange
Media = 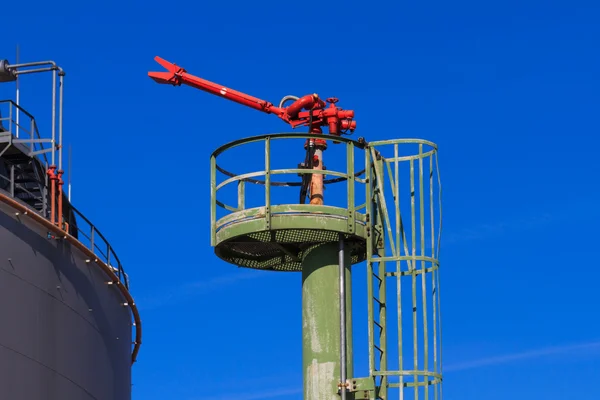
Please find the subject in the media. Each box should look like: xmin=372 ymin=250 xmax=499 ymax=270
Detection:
xmin=0 ymin=60 xmax=17 ymax=82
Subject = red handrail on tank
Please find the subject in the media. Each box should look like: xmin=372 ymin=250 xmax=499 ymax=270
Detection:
xmin=148 ymin=56 xmax=356 ymax=143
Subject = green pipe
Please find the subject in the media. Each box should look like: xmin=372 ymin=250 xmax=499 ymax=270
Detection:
xmin=302 ymin=241 xmax=354 ymax=400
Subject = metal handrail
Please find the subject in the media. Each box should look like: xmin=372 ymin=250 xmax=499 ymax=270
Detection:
xmin=210 ymin=133 xmax=367 ymax=244
xmin=67 ymin=204 xmax=129 ymax=288
xmin=0 ymin=100 xmax=52 ymax=166
xmin=32 ymin=119 xmax=49 ymax=167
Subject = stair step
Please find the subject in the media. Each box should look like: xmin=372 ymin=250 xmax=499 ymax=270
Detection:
xmin=2 ymin=155 xmax=32 ymax=164
xmin=15 ymin=185 xmax=42 ymax=192
xmin=14 ymin=178 xmax=39 ymax=184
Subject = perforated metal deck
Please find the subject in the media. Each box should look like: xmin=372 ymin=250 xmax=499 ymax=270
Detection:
xmin=215 ymin=225 xmax=367 ymax=271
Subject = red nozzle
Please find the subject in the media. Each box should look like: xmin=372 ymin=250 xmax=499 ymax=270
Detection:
xmin=338 ymin=110 xmax=354 ymax=119
xmin=148 ymin=56 xmax=186 ymax=85
xmin=341 ymin=120 xmax=356 ymax=131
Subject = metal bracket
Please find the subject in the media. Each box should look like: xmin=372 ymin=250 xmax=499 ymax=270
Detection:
xmin=346 ymin=377 xmax=377 ymax=400
xmin=47 ymin=231 xmax=61 ymax=240
xmin=0 ymin=60 xmax=16 ymax=82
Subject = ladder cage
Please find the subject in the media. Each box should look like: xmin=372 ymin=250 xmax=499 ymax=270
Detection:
xmin=366 ymin=139 xmax=443 ymax=400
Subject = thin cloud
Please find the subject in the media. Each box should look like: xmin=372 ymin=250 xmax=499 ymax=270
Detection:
xmin=137 ymin=270 xmax=261 ymax=310
xmin=184 ymin=271 xmax=260 ymax=290
xmin=445 ymin=340 xmax=600 ymax=372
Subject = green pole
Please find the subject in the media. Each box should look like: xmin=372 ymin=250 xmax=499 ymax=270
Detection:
xmin=302 ymin=241 xmax=354 ymax=400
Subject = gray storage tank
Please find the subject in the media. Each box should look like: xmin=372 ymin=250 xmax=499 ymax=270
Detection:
xmin=0 ymin=59 xmax=141 ymax=400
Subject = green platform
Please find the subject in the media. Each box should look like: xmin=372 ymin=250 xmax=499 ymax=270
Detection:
xmin=214 ymin=204 xmax=368 ymax=271
xmin=210 ymin=133 xmax=368 ymax=272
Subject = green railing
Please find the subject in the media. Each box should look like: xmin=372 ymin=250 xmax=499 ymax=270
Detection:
xmin=210 ymin=132 xmax=369 ymax=246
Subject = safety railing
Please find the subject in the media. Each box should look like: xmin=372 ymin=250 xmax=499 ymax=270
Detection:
xmin=63 ymin=205 xmax=129 ymax=288
xmin=210 ymin=132 xmax=369 ymax=245
xmin=0 ymin=100 xmax=53 ymax=165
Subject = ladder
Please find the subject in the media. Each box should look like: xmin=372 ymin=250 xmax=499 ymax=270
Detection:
xmin=365 ymin=139 xmax=443 ymax=400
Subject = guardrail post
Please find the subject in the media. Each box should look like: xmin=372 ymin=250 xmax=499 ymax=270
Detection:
xmin=237 ymin=180 xmax=245 ymax=211
xmin=107 ymin=244 xmax=111 ymax=267
xmin=346 ymin=141 xmax=355 ymax=235
xmin=90 ymin=226 xmax=95 ymax=251
xmin=210 ymin=154 xmax=216 ymax=246
xmin=9 ymin=165 xmax=14 ymax=197
xmin=264 ymin=137 xmax=271 ymax=231
xmin=8 ymin=103 xmax=12 ymax=134
xmin=30 ymin=119 xmax=34 ymax=154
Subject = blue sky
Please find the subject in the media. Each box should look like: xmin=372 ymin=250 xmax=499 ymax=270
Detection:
xmin=2 ymin=0 xmax=600 ymax=399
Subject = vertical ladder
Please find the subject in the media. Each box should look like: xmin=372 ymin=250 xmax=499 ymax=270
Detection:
xmin=365 ymin=139 xmax=443 ymax=400
xmin=366 ymin=145 xmax=388 ymax=399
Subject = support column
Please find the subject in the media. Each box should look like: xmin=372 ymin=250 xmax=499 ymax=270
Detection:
xmin=302 ymin=241 xmax=353 ymax=400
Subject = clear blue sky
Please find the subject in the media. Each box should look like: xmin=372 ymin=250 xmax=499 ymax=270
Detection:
xmin=2 ymin=1 xmax=600 ymax=399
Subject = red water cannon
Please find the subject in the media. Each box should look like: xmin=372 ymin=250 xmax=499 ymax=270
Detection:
xmin=148 ymin=56 xmax=356 ymax=147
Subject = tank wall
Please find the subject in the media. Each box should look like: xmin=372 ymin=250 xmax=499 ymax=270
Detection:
xmin=0 ymin=201 xmax=132 ymax=400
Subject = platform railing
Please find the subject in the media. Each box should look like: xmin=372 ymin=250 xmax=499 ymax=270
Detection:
xmin=210 ymin=133 xmax=368 ymax=246
xmin=63 ymin=205 xmax=129 ymax=288
xmin=0 ymin=100 xmax=53 ymax=164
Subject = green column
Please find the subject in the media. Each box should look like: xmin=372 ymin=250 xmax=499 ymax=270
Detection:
xmin=302 ymin=241 xmax=353 ymax=400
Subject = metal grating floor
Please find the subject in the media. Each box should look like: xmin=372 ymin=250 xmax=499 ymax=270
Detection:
xmin=214 ymin=228 xmax=367 ymax=271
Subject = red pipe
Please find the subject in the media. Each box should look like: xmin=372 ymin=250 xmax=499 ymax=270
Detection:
xmin=57 ymin=170 xmax=64 ymax=229
xmin=47 ymin=166 xmax=57 ymax=225
xmin=148 ymin=56 xmax=357 ymax=139
xmin=285 ymin=94 xmax=324 ymax=119
xmin=149 ymin=56 xmax=285 ymax=116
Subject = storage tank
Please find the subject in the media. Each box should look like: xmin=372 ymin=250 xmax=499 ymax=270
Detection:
xmin=0 ymin=58 xmax=141 ymax=400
